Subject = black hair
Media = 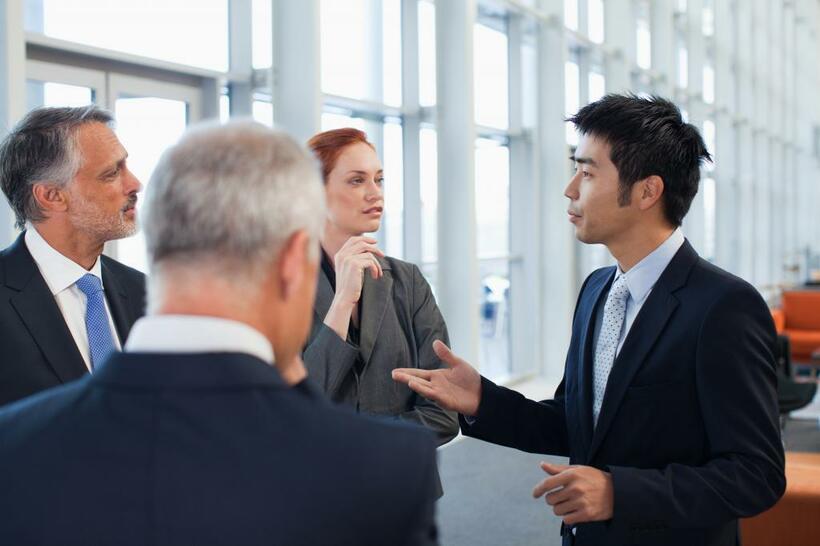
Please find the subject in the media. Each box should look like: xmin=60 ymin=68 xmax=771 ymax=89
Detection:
xmin=567 ymin=94 xmax=712 ymax=226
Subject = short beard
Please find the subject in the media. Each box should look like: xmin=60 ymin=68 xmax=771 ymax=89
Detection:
xmin=68 ymin=201 xmax=138 ymax=244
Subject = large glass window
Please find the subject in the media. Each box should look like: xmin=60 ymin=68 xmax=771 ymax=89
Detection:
xmin=588 ymin=0 xmax=605 ymax=43
xmin=27 ymin=0 xmax=229 ymax=71
xmin=320 ymin=0 xmax=401 ymax=106
xmin=474 ymin=22 xmax=509 ymax=130
xmin=419 ymin=0 xmax=437 ymax=107
xmin=636 ymin=0 xmax=652 ymax=70
xmin=420 ymin=127 xmax=438 ymax=263
xmin=475 ymin=139 xmax=510 ymax=380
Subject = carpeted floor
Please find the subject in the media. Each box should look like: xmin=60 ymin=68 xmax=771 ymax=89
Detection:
xmin=436 ymin=417 xmax=820 ymax=546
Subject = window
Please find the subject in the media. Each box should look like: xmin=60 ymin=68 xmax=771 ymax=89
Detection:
xmin=320 ymin=0 xmax=401 ymax=105
xmin=252 ymin=0 xmax=272 ymax=69
xmin=27 ymin=0 xmax=229 ymax=71
xmin=636 ymin=0 xmax=651 ymax=70
xmin=564 ymin=0 xmax=579 ymax=31
xmin=420 ymin=127 xmax=438 ymax=263
xmin=588 ymin=0 xmax=605 ymax=43
xmin=419 ymin=0 xmax=437 ymax=107
xmin=588 ymin=70 xmax=606 ymax=103
xmin=475 ymin=139 xmax=510 ymax=380
xmin=474 ymin=22 xmax=509 ymax=130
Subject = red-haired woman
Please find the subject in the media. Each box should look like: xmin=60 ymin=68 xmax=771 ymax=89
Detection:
xmin=304 ymin=128 xmax=458 ymax=488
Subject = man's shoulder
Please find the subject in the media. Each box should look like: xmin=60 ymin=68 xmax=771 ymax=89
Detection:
xmin=687 ymin=257 xmax=760 ymax=301
xmin=100 ymin=255 xmax=146 ymax=293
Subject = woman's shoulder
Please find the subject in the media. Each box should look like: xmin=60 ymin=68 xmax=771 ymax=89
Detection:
xmin=381 ymin=255 xmax=423 ymax=279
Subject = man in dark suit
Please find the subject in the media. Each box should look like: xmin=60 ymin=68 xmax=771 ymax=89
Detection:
xmin=0 ymin=106 xmax=146 ymax=406
xmin=0 ymin=120 xmax=438 ymax=546
xmin=394 ymin=94 xmax=785 ymax=545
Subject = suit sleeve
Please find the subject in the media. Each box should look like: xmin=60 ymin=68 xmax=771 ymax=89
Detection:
xmin=459 ymin=377 xmax=570 ymax=456
xmin=608 ymin=283 xmax=786 ymax=527
xmin=396 ymin=264 xmax=459 ymax=447
xmin=302 ymin=322 xmax=360 ymax=397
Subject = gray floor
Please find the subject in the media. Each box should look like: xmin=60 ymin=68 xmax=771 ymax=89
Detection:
xmin=436 ymin=418 xmax=820 ymax=546
xmin=437 ymin=438 xmax=566 ymax=546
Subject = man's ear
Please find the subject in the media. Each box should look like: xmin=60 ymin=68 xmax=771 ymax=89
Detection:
xmin=31 ymin=182 xmax=69 ymax=214
xmin=637 ymin=175 xmax=664 ymax=211
xmin=277 ymin=230 xmax=311 ymax=300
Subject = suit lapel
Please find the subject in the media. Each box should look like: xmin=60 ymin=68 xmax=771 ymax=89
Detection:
xmin=359 ymin=257 xmax=392 ymax=368
xmin=101 ymin=257 xmax=133 ymax=343
xmin=5 ymin=234 xmax=87 ymax=383
xmin=587 ymin=241 xmax=698 ymax=461
xmin=574 ymin=269 xmax=614 ymax=460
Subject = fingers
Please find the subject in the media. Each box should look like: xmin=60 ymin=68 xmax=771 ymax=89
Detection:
xmin=552 ymin=499 xmax=582 ymax=517
xmin=532 ymin=465 xmax=573 ymax=498
xmin=432 ymin=340 xmax=463 ymax=368
xmin=406 ymin=377 xmax=440 ymax=400
xmin=392 ymin=368 xmax=435 ymax=382
xmin=541 ymin=462 xmax=571 ymax=475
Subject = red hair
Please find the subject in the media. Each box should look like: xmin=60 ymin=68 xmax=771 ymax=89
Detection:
xmin=307 ymin=128 xmax=375 ymax=183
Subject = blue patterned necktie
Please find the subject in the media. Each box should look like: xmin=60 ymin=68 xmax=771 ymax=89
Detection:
xmin=75 ymin=273 xmax=117 ymax=371
xmin=592 ymin=274 xmax=630 ymax=427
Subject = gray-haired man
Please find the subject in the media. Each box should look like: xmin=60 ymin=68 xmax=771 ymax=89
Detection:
xmin=0 ymin=105 xmax=146 ymax=406
xmin=0 ymin=121 xmax=439 ymax=546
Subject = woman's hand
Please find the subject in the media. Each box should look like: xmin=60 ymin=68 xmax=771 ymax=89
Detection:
xmin=332 ymin=236 xmax=384 ymax=306
xmin=324 ymin=236 xmax=384 ymax=341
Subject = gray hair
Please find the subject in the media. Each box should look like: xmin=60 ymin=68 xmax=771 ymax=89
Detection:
xmin=0 ymin=105 xmax=114 ymax=228
xmin=143 ymin=120 xmax=325 ymax=289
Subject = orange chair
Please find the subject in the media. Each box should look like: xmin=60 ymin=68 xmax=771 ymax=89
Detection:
xmin=741 ymin=452 xmax=820 ymax=546
xmin=774 ymin=291 xmax=820 ymax=364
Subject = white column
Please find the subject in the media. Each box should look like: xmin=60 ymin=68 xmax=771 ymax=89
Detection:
xmin=537 ymin=0 xmax=575 ymax=380
xmin=507 ymin=13 xmax=540 ymax=378
xmin=713 ymin=0 xmax=737 ymax=272
xmin=752 ymin=0 xmax=771 ymax=287
xmin=604 ymin=0 xmax=634 ymax=93
xmin=734 ymin=1 xmax=755 ymax=283
xmin=271 ymin=0 xmax=321 ymax=143
xmin=650 ymin=0 xmax=675 ymax=97
xmin=435 ymin=0 xmax=479 ymax=363
xmin=400 ymin=0 xmax=421 ymax=265
xmin=228 ymin=0 xmax=253 ymax=117
xmin=682 ymin=0 xmax=706 ymax=254
xmin=0 ymin=0 xmax=25 ymax=246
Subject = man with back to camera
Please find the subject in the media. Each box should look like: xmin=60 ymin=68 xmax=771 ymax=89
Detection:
xmin=0 ymin=106 xmax=146 ymax=406
xmin=0 ymin=120 xmax=439 ymax=546
xmin=394 ymin=94 xmax=785 ymax=545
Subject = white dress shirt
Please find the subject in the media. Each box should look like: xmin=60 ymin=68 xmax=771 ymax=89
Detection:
xmin=125 ymin=315 xmax=274 ymax=364
xmin=25 ymin=227 xmax=122 ymax=372
xmin=593 ymin=228 xmax=686 ymax=357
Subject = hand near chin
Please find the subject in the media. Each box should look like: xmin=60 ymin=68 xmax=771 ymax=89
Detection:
xmin=332 ymin=236 xmax=385 ymax=305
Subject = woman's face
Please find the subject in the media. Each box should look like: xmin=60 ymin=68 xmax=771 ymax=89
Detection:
xmin=324 ymin=142 xmax=384 ymax=236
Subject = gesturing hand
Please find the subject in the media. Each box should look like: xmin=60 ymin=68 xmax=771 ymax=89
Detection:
xmin=391 ymin=340 xmax=482 ymax=416
xmin=532 ymin=462 xmax=614 ymax=526
xmin=333 ymin=236 xmax=384 ymax=306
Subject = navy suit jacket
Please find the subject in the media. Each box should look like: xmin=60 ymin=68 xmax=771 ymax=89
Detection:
xmin=0 ymin=352 xmax=439 ymax=546
xmin=0 ymin=232 xmax=145 ymax=406
xmin=461 ymin=241 xmax=785 ymax=546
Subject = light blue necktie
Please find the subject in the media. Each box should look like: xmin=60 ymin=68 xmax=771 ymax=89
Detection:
xmin=75 ymin=273 xmax=117 ymax=371
xmin=592 ymin=274 xmax=630 ymax=427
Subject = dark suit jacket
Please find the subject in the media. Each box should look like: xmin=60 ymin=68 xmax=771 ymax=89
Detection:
xmin=0 ymin=232 xmax=146 ymax=406
xmin=304 ymin=256 xmax=458 ymax=446
xmin=0 ymin=351 xmax=439 ymax=546
xmin=462 ymin=241 xmax=785 ymax=546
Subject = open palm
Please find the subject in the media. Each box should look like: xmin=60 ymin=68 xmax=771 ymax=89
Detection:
xmin=392 ymin=340 xmax=482 ymax=416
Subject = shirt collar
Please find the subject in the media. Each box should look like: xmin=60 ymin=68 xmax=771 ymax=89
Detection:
xmin=24 ymin=226 xmax=104 ymax=295
xmin=124 ymin=315 xmax=275 ymax=365
xmin=615 ymin=228 xmax=685 ymax=305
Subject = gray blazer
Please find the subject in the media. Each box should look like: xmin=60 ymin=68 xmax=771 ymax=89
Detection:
xmin=304 ymin=255 xmax=459 ymax=447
